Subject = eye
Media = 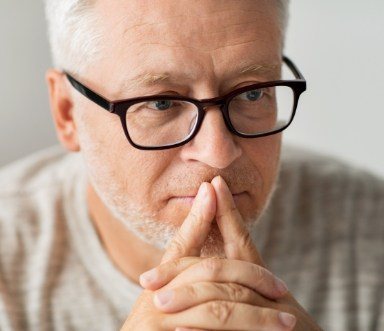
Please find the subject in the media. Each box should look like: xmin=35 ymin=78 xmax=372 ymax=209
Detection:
xmin=147 ymin=100 xmax=173 ymax=111
xmin=239 ymin=89 xmax=264 ymax=101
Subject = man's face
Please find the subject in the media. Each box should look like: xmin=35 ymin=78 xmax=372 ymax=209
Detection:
xmin=74 ymin=0 xmax=283 ymax=250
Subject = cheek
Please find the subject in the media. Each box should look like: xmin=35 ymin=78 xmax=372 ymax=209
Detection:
xmin=240 ymin=134 xmax=282 ymax=211
xmin=121 ymin=151 xmax=175 ymax=208
xmin=76 ymin=107 xmax=178 ymax=209
xmin=75 ymin=105 xmax=123 ymax=150
xmin=246 ymin=134 xmax=282 ymax=186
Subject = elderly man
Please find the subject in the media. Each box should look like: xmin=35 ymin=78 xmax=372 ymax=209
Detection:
xmin=0 ymin=0 xmax=383 ymax=330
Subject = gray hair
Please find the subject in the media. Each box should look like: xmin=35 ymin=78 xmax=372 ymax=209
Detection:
xmin=276 ymin=0 xmax=290 ymax=40
xmin=44 ymin=0 xmax=290 ymax=75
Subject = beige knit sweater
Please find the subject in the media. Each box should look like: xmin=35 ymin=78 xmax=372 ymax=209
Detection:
xmin=0 ymin=145 xmax=383 ymax=331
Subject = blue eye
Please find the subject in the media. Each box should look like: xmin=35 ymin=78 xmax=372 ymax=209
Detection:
xmin=148 ymin=100 xmax=173 ymax=111
xmin=242 ymin=89 xmax=263 ymax=101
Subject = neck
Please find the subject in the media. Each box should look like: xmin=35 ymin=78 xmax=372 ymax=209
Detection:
xmin=86 ymin=183 xmax=163 ymax=285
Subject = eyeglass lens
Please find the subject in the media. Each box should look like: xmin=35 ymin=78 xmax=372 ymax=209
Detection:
xmin=125 ymin=85 xmax=295 ymax=147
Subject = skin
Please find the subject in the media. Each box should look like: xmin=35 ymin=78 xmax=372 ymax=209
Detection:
xmin=123 ymin=177 xmax=322 ymax=330
xmin=46 ymin=0 xmax=322 ymax=330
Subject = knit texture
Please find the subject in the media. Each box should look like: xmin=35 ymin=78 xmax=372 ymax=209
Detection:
xmin=0 ymin=145 xmax=383 ymax=331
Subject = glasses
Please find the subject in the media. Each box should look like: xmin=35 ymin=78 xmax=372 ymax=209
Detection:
xmin=65 ymin=56 xmax=306 ymax=150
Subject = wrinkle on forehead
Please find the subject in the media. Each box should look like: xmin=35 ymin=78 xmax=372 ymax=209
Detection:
xmin=107 ymin=2 xmax=280 ymax=50
xmin=138 ymin=39 xmax=268 ymax=53
xmin=94 ymin=0 xmax=282 ymax=96
xmin=96 ymin=0 xmax=280 ymax=46
xmin=123 ymin=15 xmax=268 ymax=39
xmin=126 ymin=24 xmax=276 ymax=54
xmin=119 ymin=1 xmax=268 ymax=28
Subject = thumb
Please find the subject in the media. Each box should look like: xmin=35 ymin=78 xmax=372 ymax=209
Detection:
xmin=161 ymin=182 xmax=216 ymax=264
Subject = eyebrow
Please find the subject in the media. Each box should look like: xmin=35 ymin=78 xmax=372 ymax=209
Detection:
xmin=239 ymin=63 xmax=280 ymax=75
xmin=121 ymin=72 xmax=173 ymax=92
xmin=119 ymin=62 xmax=281 ymax=94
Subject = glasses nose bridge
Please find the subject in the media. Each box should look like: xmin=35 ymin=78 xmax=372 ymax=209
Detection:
xmin=199 ymin=97 xmax=226 ymax=113
xmin=195 ymin=96 xmax=233 ymax=135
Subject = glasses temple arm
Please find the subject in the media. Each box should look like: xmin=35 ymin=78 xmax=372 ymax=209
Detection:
xmin=282 ymin=56 xmax=306 ymax=81
xmin=64 ymin=72 xmax=114 ymax=112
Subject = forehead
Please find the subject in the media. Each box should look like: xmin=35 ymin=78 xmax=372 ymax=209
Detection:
xmin=92 ymin=0 xmax=282 ymax=95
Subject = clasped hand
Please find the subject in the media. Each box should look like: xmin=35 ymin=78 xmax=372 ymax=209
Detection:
xmin=121 ymin=176 xmax=322 ymax=331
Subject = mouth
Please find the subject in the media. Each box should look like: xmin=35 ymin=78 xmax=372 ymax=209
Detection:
xmin=169 ymin=192 xmax=246 ymax=205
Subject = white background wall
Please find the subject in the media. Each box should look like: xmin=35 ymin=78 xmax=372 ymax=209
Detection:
xmin=284 ymin=1 xmax=384 ymax=177
xmin=1 ymin=1 xmax=383 ymax=177
xmin=0 ymin=1 xmax=54 ymax=166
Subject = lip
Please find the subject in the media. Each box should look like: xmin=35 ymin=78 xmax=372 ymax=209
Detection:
xmin=169 ymin=192 xmax=246 ymax=204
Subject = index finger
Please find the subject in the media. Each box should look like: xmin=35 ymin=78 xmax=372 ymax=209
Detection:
xmin=211 ymin=176 xmax=265 ymax=266
xmin=161 ymin=182 xmax=216 ymax=264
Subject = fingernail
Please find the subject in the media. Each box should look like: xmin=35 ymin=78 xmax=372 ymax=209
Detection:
xmin=278 ymin=312 xmax=296 ymax=328
xmin=211 ymin=175 xmax=221 ymax=188
xmin=154 ymin=290 xmax=173 ymax=306
xmin=275 ymin=277 xmax=289 ymax=295
xmin=139 ymin=268 xmax=158 ymax=286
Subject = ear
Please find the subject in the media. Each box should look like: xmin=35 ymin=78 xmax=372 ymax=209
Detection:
xmin=46 ymin=69 xmax=80 ymax=152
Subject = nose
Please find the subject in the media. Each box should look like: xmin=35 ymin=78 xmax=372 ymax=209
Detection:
xmin=180 ymin=106 xmax=242 ymax=169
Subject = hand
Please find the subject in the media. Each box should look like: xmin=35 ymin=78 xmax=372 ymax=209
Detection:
xmin=122 ymin=177 xmax=323 ymax=330
xmin=120 ymin=182 xmax=217 ymax=330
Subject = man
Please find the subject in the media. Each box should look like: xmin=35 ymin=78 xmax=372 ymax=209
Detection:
xmin=0 ymin=0 xmax=383 ymax=330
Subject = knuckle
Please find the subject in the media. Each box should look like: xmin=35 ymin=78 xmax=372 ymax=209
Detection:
xmin=185 ymin=283 xmax=199 ymax=299
xmin=167 ymin=235 xmax=188 ymax=256
xmin=256 ymin=308 xmax=271 ymax=326
xmin=169 ymin=258 xmax=181 ymax=271
xmin=188 ymin=209 xmax=201 ymax=226
xmin=201 ymin=257 xmax=223 ymax=278
xmin=207 ymin=301 xmax=234 ymax=325
xmin=251 ymin=264 xmax=268 ymax=287
xmin=238 ymin=231 xmax=254 ymax=250
xmin=225 ymin=231 xmax=254 ymax=259
xmin=177 ymin=256 xmax=196 ymax=268
xmin=217 ymin=205 xmax=238 ymax=222
xmin=228 ymin=205 xmax=239 ymax=216
xmin=215 ymin=210 xmax=225 ymax=223
xmin=224 ymin=283 xmax=248 ymax=302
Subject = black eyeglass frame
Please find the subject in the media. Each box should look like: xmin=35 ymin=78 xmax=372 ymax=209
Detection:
xmin=64 ymin=56 xmax=307 ymax=150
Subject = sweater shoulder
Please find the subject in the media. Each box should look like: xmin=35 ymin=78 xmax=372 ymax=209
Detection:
xmin=280 ymin=145 xmax=384 ymax=195
xmin=272 ymin=145 xmax=384 ymax=237
xmin=0 ymin=146 xmax=83 ymax=286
